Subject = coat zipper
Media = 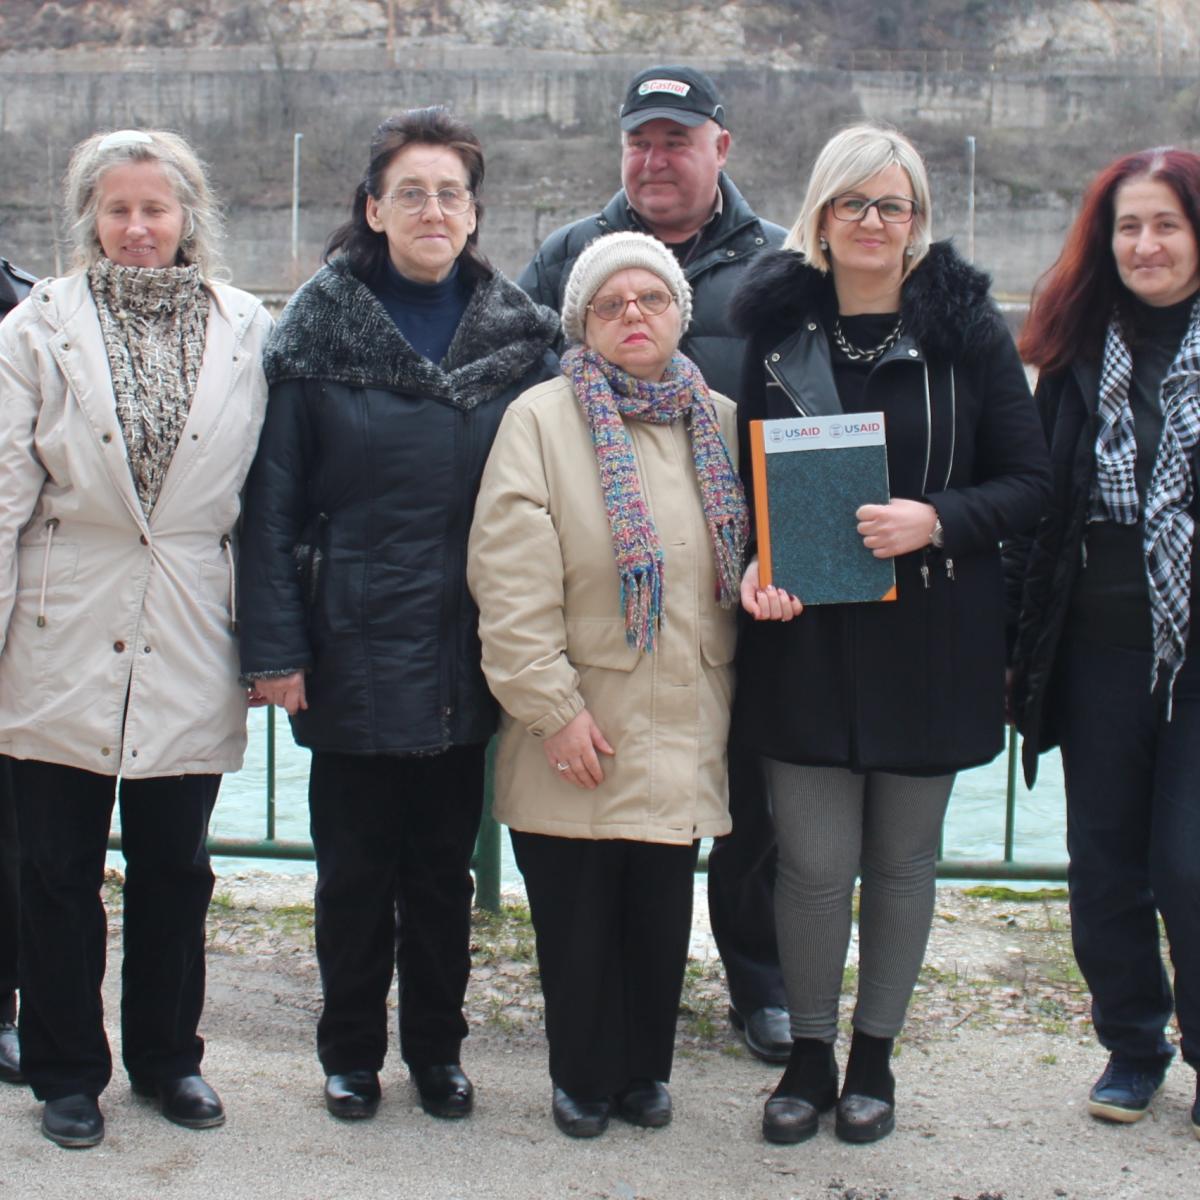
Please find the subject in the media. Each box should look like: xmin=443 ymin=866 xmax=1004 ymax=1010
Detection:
xmin=36 ymin=517 xmax=60 ymax=627
xmin=765 ymin=354 xmax=811 ymax=417
xmin=220 ymin=533 xmax=238 ymax=632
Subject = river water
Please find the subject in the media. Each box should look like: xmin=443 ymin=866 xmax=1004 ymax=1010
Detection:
xmin=110 ymin=709 xmax=1068 ymax=883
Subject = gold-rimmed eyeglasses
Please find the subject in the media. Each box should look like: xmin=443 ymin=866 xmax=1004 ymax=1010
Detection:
xmin=829 ymin=194 xmax=918 ymax=224
xmin=387 ymin=186 xmax=475 ymax=216
xmin=587 ymin=289 xmax=674 ymax=322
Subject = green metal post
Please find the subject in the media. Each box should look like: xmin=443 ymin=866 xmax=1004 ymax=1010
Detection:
xmin=473 ymin=741 xmax=501 ymax=913
xmin=1004 ymin=724 xmax=1018 ymax=863
xmin=266 ymin=705 xmax=277 ymax=842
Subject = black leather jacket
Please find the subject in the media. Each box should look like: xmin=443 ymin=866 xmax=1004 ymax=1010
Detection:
xmin=730 ymin=244 xmax=1052 ymax=774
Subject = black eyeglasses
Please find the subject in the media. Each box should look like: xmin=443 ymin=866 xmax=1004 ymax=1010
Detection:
xmin=829 ymin=194 xmax=918 ymax=224
xmin=387 ymin=186 xmax=474 ymax=216
xmin=587 ymin=289 xmax=674 ymax=322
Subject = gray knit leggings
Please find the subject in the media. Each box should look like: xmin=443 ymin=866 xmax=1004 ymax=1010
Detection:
xmin=763 ymin=759 xmax=955 ymax=1043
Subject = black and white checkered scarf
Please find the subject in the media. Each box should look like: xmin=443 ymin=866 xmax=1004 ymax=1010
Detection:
xmin=1092 ymin=299 xmax=1200 ymax=706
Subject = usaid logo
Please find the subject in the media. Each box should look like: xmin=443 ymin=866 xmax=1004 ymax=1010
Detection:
xmin=639 ymin=80 xmax=691 ymax=97
xmin=836 ymin=420 xmax=882 ymax=437
xmin=768 ymin=426 xmax=785 ymax=443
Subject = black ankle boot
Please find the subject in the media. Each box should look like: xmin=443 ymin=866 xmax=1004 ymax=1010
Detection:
xmin=836 ymin=1030 xmax=895 ymax=1143
xmin=762 ymin=1038 xmax=838 ymax=1144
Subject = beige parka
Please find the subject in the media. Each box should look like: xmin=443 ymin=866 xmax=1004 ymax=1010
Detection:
xmin=467 ymin=374 xmax=737 ymax=846
xmin=0 ymin=272 xmax=271 ymax=777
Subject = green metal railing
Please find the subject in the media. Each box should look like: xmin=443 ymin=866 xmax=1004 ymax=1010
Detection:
xmin=108 ymin=712 xmax=1065 ymax=911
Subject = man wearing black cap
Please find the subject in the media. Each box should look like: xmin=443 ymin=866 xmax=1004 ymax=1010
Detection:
xmin=0 ymin=256 xmax=36 ymax=1086
xmin=519 ymin=66 xmax=792 ymax=1064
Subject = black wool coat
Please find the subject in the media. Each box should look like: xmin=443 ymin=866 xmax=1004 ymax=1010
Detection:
xmin=238 ymin=257 xmax=560 ymax=755
xmin=729 ymin=243 xmax=1052 ymax=775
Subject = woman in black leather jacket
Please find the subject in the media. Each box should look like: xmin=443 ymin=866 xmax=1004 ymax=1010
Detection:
xmin=730 ymin=124 xmax=1049 ymax=1146
xmin=1012 ymin=147 xmax=1200 ymax=1141
xmin=237 ymin=107 xmax=557 ymax=1124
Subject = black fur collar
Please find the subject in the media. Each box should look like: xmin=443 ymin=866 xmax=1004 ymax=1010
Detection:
xmin=730 ymin=240 xmax=1002 ymax=360
xmin=264 ymin=257 xmax=560 ymax=408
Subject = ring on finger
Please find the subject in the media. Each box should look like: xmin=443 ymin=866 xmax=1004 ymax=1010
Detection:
xmin=555 ymin=761 xmax=570 ymax=772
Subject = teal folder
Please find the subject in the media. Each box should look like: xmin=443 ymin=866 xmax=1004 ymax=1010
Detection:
xmin=750 ymin=414 xmax=897 ymax=605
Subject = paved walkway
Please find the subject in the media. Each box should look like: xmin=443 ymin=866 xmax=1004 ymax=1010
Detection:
xmin=0 ymin=878 xmax=1195 ymax=1199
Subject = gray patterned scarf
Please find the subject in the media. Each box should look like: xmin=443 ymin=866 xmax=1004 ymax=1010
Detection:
xmin=1091 ymin=299 xmax=1200 ymax=705
xmin=88 ymin=257 xmax=210 ymax=513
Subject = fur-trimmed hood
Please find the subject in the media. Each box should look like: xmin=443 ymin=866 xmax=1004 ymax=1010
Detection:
xmin=264 ymin=257 xmax=560 ymax=409
xmin=730 ymin=240 xmax=1003 ymax=361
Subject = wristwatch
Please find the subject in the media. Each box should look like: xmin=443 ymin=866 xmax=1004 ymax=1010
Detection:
xmin=929 ymin=514 xmax=945 ymax=549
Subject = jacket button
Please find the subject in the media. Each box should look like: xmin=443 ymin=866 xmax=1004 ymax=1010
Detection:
xmin=807 ymin=322 xmax=817 ymax=331
xmin=102 ymin=433 xmax=112 ymax=443
xmin=139 ymin=534 xmax=148 ymax=545
xmin=755 ymin=237 xmax=764 ymax=245
xmin=907 ymin=348 xmax=918 ymax=357
xmin=101 ymin=746 xmax=110 ymax=756
xmin=726 ymin=249 xmax=736 ymax=257
xmin=143 ymin=645 xmax=152 ymax=654
xmin=770 ymin=352 xmax=780 ymax=362
xmin=113 ymin=641 xmax=126 ymax=652
xmin=61 ymin=341 xmax=69 ymax=349
xmin=130 ymin=749 xmax=138 ymax=758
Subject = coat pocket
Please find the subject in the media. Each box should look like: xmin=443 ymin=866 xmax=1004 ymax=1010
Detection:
xmin=700 ymin=614 xmax=737 ymax=667
xmin=564 ymin=617 xmax=641 ymax=673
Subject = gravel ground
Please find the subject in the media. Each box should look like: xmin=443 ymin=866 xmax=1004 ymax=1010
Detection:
xmin=0 ymin=873 xmax=1195 ymax=1200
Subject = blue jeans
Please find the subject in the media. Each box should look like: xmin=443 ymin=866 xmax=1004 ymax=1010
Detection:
xmin=1059 ymin=637 xmax=1200 ymax=1069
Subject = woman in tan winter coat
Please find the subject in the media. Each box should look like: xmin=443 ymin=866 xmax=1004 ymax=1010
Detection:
xmin=468 ymin=231 xmax=747 ymax=1139
xmin=0 ymin=129 xmax=270 ymax=1150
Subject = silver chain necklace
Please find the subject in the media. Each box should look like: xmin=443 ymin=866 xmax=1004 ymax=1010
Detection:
xmin=831 ymin=315 xmax=904 ymax=363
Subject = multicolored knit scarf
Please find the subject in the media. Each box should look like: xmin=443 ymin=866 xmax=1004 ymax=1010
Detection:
xmin=563 ymin=346 xmax=748 ymax=652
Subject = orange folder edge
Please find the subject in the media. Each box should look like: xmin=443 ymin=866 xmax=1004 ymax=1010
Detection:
xmin=749 ymin=420 xmax=773 ymax=588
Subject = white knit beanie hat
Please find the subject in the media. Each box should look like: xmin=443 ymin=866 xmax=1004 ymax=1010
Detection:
xmin=560 ymin=231 xmax=693 ymax=345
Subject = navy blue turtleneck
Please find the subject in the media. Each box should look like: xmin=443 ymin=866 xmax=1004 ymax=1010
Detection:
xmin=369 ymin=258 xmax=471 ymax=365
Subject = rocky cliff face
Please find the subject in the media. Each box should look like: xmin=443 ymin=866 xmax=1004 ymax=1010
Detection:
xmin=3 ymin=0 xmax=1197 ymax=64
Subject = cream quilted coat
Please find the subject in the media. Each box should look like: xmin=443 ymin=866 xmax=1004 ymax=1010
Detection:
xmin=467 ymin=375 xmax=737 ymax=846
xmin=0 ymin=272 xmax=271 ymax=777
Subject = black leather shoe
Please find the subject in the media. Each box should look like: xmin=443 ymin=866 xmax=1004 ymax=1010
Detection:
xmin=42 ymin=1094 xmax=104 ymax=1149
xmin=324 ymin=1070 xmax=381 ymax=1120
xmin=729 ymin=1005 xmax=791 ymax=1064
xmin=552 ymin=1085 xmax=610 ymax=1138
xmin=132 ymin=1074 xmax=225 ymax=1129
xmin=412 ymin=1063 xmax=473 ymax=1119
xmin=762 ymin=1040 xmax=838 ymax=1145
xmin=615 ymin=1079 xmax=671 ymax=1128
xmin=0 ymin=1021 xmax=22 ymax=1084
xmin=835 ymin=1093 xmax=896 ymax=1143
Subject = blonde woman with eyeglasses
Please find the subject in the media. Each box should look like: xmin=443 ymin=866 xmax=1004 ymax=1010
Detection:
xmin=237 ymin=107 xmax=557 ymax=1125
xmin=0 ymin=128 xmax=271 ymax=1147
xmin=728 ymin=124 xmax=1051 ymax=1145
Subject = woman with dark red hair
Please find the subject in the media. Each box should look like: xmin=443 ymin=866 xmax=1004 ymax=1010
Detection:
xmin=1012 ymin=147 xmax=1200 ymax=1140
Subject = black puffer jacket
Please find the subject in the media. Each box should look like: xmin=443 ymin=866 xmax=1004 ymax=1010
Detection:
xmin=517 ymin=173 xmax=784 ymax=398
xmin=238 ymin=257 xmax=559 ymax=755
xmin=729 ymin=244 xmax=1052 ymax=775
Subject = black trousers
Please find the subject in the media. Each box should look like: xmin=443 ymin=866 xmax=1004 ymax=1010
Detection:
xmin=511 ymin=831 xmax=700 ymax=1101
xmin=309 ymin=745 xmax=484 ymax=1074
xmin=706 ymin=740 xmax=787 ymax=1014
xmin=0 ymin=759 xmax=17 ymax=1025
xmin=1059 ymin=638 xmax=1200 ymax=1070
xmin=11 ymin=760 xmax=219 ymax=1101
